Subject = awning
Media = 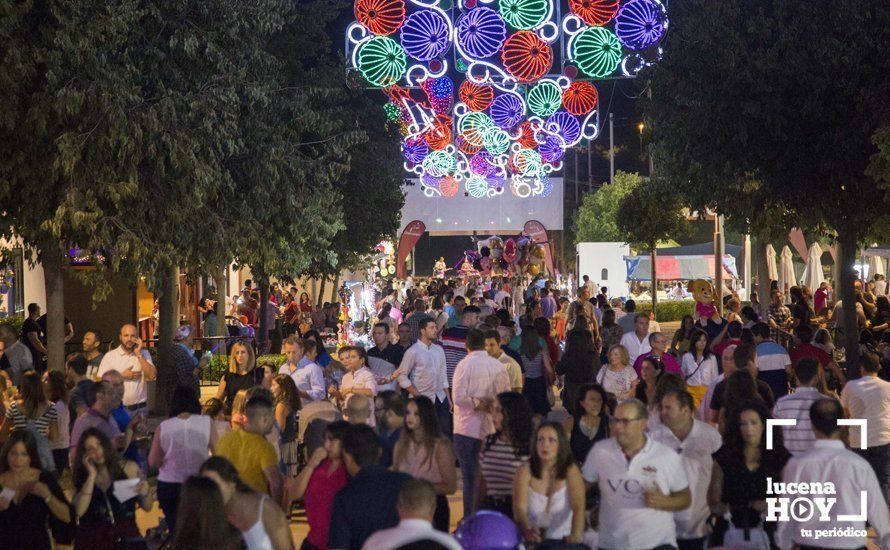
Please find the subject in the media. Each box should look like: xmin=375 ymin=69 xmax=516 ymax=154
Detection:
xmin=624 ymin=255 xmax=739 ymax=281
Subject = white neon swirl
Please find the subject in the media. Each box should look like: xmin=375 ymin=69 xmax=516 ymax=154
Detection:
xmin=405 ymin=59 xmax=449 ymax=86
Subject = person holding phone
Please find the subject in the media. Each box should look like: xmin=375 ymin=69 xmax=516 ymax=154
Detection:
xmin=96 ymin=325 xmax=156 ymax=418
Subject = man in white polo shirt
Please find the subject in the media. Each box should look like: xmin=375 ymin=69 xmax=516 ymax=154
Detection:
xmin=582 ymin=398 xmax=691 ymax=549
xmin=97 ymin=324 xmax=156 ymax=413
xmin=652 ymin=389 xmax=722 ymax=550
xmin=620 ymin=313 xmax=652 ymax=366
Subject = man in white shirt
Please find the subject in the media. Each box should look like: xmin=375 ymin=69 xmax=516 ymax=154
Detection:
xmin=452 ymin=329 xmax=510 ymax=517
xmin=493 ymin=283 xmax=510 ymax=309
xmin=278 ymin=336 xmax=325 ymax=402
xmin=97 ymin=324 xmax=156 ymax=412
xmin=620 ymin=313 xmax=652 ymax=366
xmin=330 ymin=346 xmax=379 ymax=427
xmin=652 ymin=390 xmax=722 ymax=549
xmin=483 ymin=329 xmax=522 ymax=392
xmin=840 ymin=351 xmax=890 ymax=500
xmin=396 ymin=318 xmax=451 ymax=434
xmin=362 ymin=478 xmax=461 ymax=550
xmin=776 ymin=399 xmax=890 ymax=550
xmin=772 ymin=357 xmax=834 ymax=455
xmin=582 ymin=399 xmax=691 ymax=550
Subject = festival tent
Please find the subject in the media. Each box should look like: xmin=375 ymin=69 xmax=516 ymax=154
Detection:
xmin=800 ymin=243 xmax=825 ymax=291
xmin=778 ymin=246 xmax=796 ymax=298
xmin=766 ymin=244 xmax=779 ymax=282
xmin=870 ymin=254 xmax=886 ymax=278
xmin=624 ymin=243 xmax=741 ymax=281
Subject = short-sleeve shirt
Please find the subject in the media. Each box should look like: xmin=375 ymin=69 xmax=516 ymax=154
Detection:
xmin=69 ymin=379 xmax=94 ymax=419
xmin=756 ymin=341 xmax=791 ymax=372
xmin=5 ymin=401 xmax=57 ymax=435
xmin=840 ymin=376 xmax=890 ymax=448
xmin=69 ymin=408 xmax=121 ymax=451
xmin=789 ymin=343 xmax=832 ymax=369
xmin=20 ymin=317 xmax=43 ymax=365
xmin=215 ymin=429 xmax=278 ymax=494
xmin=97 ymin=346 xmax=154 ymax=406
xmin=582 ymin=437 xmax=689 ymax=549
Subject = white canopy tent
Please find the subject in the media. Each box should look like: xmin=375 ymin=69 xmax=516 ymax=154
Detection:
xmin=800 ymin=243 xmax=825 ymax=291
xmin=778 ymin=246 xmax=795 ymax=301
xmin=870 ymin=254 xmax=885 ymax=279
xmin=766 ymin=244 xmax=778 ymax=282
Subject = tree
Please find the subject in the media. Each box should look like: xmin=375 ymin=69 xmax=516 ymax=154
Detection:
xmin=616 ymin=178 xmax=690 ymax=312
xmin=644 ymin=0 xmax=890 ymax=374
xmin=573 ymin=171 xmax=643 ymax=244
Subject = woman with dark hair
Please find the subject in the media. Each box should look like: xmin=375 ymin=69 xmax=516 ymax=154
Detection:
xmin=302 ymin=329 xmax=333 ymax=368
xmin=0 ymin=371 xmax=58 ymax=470
xmin=709 ymin=401 xmax=791 ymax=547
xmin=555 ymin=330 xmax=598 ymax=416
xmin=271 ymin=374 xmax=301 ymax=477
xmin=513 ymin=422 xmax=586 ymax=545
xmin=42 ymin=370 xmax=70 ymax=475
xmin=200 ymin=456 xmax=292 ymax=550
xmin=789 ymin=286 xmax=814 ymax=332
xmin=671 ymin=315 xmax=696 ymax=356
xmin=681 ymin=329 xmax=718 ymax=410
xmin=563 ymin=384 xmax=609 ymax=464
xmin=519 ymin=325 xmax=554 ymax=418
xmin=73 ymin=428 xmax=152 ymax=549
xmin=740 ymin=306 xmax=759 ymax=329
xmin=871 ymin=295 xmax=890 ymax=337
xmin=599 ymin=309 xmax=624 ymax=364
xmin=291 ymin=421 xmax=349 ymax=550
xmin=148 ymin=385 xmax=212 ymax=531
xmin=634 ymin=356 xmax=664 ymax=405
xmin=299 ymin=292 xmax=312 ymax=313
xmin=392 ymin=397 xmax=457 ymax=531
xmin=170 ymin=476 xmax=242 ymax=550
xmin=533 ymin=317 xmax=560 ymax=366
xmin=0 ymin=431 xmax=72 ymax=549
xmin=475 ymin=392 xmax=533 ymax=518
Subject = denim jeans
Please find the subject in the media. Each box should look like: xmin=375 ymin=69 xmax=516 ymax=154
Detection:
xmin=859 ymin=443 xmax=890 ymax=502
xmin=453 ymin=434 xmax=482 ymax=515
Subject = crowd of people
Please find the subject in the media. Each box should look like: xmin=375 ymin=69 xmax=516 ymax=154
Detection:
xmin=1 ymin=272 xmax=890 ymax=549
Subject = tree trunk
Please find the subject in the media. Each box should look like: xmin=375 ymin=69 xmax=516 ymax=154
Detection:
xmin=40 ymin=247 xmax=65 ymax=372
xmin=155 ymin=265 xmax=179 ymax=416
xmin=331 ymin=275 xmax=341 ymax=304
xmin=755 ymin=238 xmax=770 ymax=320
xmin=318 ymin=278 xmax=327 ymax=307
xmin=838 ymin=229 xmax=860 ymax=379
xmin=650 ymin=245 xmax=657 ymax=315
xmin=212 ymin=265 xmax=227 ymax=337
xmin=255 ymin=267 xmax=269 ymax=355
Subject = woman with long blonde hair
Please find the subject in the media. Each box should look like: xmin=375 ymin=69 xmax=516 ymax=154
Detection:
xmin=215 ymin=342 xmax=261 ymax=415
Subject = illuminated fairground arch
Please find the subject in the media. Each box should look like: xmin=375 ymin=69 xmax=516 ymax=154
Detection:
xmin=346 ymin=0 xmax=669 ymax=198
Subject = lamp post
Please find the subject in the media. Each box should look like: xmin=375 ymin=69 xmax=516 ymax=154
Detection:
xmin=637 ymin=122 xmax=645 ymax=154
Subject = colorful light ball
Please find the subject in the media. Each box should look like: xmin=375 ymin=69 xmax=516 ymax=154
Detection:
xmin=499 ymin=0 xmax=548 ymax=30
xmin=562 ymin=80 xmax=599 ymax=115
xmin=439 ymin=176 xmax=460 ymax=197
xmin=568 ymin=0 xmax=619 ymax=26
xmin=490 ymin=93 xmax=524 ymax=129
xmin=402 ymin=137 xmax=429 ymax=163
xmin=527 ymin=81 xmax=562 ymax=117
xmin=459 ymin=111 xmax=494 ymax=146
xmin=459 ymin=80 xmax=494 ymax=111
xmin=355 ymin=0 xmax=406 ymax=36
xmin=615 ymin=0 xmax=667 ymax=51
xmin=400 ymin=10 xmax=451 ymax=61
xmin=470 ymin=151 xmax=496 ymax=176
xmin=428 ymin=76 xmax=454 ymax=99
xmin=482 ymin=127 xmax=511 ymax=155
xmin=423 ymin=150 xmax=455 ymax=177
xmin=465 ymin=176 xmax=489 ymax=198
xmin=425 ymin=120 xmax=452 ymax=150
xmin=357 ymin=36 xmax=407 ymax=87
xmin=456 ymin=134 xmax=483 ymax=154
xmin=539 ymin=134 xmax=565 ymax=163
xmin=501 ymin=31 xmax=552 ymax=83
xmin=512 ymin=148 xmax=543 ymax=176
xmin=547 ymin=111 xmax=581 ymax=144
xmin=383 ymin=102 xmax=402 ymax=122
xmin=571 ymin=26 xmax=621 ymax=78
xmin=456 ymin=7 xmax=507 ymax=59
xmin=517 ymin=120 xmax=539 ymax=148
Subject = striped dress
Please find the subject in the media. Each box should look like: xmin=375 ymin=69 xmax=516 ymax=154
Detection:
xmin=5 ymin=401 xmax=57 ymax=435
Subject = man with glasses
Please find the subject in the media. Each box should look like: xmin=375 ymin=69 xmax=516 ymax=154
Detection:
xmin=582 ymin=399 xmax=691 ymax=549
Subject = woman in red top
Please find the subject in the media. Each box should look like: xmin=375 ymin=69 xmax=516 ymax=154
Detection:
xmin=299 ymin=292 xmax=312 ymax=313
xmin=282 ymin=295 xmax=301 ymax=337
xmin=533 ymin=316 xmax=560 ymax=366
xmin=290 ymin=421 xmax=349 ymax=550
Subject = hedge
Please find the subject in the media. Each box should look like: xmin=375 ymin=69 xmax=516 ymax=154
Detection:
xmin=201 ymin=353 xmax=286 ymax=382
xmin=0 ymin=315 xmax=24 ymax=335
xmin=635 ymin=300 xmax=696 ymax=322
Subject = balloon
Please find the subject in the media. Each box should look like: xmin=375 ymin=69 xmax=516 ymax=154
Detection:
xmin=489 ymin=237 xmax=504 ymax=259
xmin=503 ymin=238 xmax=517 ymax=263
xmin=480 ymin=257 xmax=493 ymax=274
xmin=480 ymin=246 xmax=491 ymax=257
xmin=526 ymin=263 xmax=540 ymax=276
xmin=454 ymin=511 xmax=522 ymax=549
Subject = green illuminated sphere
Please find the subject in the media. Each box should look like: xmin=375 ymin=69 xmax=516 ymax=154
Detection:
xmin=482 ymin=127 xmax=511 ymax=155
xmin=422 ymin=150 xmax=456 ymax=177
xmin=527 ymin=81 xmax=563 ymax=117
xmin=571 ymin=27 xmax=622 ymax=78
xmin=499 ymin=0 xmax=549 ymax=30
xmin=459 ymin=111 xmax=494 ymax=146
xmin=357 ymin=36 xmax=407 ymax=87
xmin=383 ymin=102 xmax=402 ymax=122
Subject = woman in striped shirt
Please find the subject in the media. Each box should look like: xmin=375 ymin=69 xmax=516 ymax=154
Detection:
xmin=474 ymin=392 xmax=533 ymax=518
xmin=0 ymin=372 xmax=58 ymax=469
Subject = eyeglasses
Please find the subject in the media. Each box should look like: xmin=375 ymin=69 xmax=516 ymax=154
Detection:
xmin=609 ymin=417 xmax=644 ymax=426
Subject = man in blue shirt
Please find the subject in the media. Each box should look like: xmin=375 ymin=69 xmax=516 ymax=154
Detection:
xmin=328 ymin=424 xmax=411 ymax=549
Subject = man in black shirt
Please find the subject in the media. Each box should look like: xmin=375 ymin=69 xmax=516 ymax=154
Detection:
xmin=328 ymin=424 xmax=411 ymax=549
xmin=21 ymin=303 xmax=46 ymax=371
xmin=709 ymin=343 xmax=775 ymax=421
xmin=368 ymin=322 xmax=405 ymax=368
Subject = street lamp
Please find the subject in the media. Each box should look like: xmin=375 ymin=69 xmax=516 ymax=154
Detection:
xmin=637 ymin=122 xmax=645 ymax=153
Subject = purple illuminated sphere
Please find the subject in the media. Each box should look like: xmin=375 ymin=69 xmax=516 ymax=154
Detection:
xmin=546 ymin=112 xmax=581 ymax=145
xmin=402 ymin=138 xmax=429 ymax=164
xmin=539 ymin=134 xmax=565 ymax=163
xmin=470 ymin=151 xmax=495 ymax=176
xmin=490 ymin=93 xmax=524 ymax=129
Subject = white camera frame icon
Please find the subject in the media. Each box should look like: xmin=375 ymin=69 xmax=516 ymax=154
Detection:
xmin=766 ymin=419 xmax=867 ymax=450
